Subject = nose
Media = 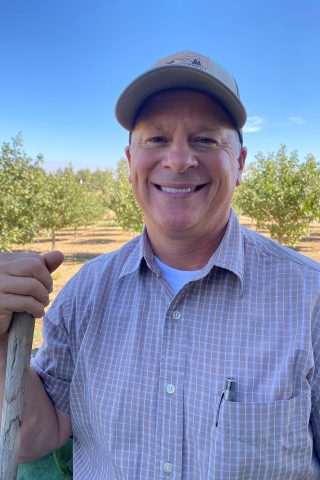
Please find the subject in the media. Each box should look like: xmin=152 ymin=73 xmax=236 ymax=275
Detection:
xmin=161 ymin=137 xmax=198 ymax=173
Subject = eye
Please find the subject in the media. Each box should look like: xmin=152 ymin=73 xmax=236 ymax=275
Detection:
xmin=147 ymin=136 xmax=168 ymax=144
xmin=193 ymin=137 xmax=217 ymax=145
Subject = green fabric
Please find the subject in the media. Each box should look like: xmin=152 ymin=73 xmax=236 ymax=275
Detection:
xmin=17 ymin=438 xmax=73 ymax=479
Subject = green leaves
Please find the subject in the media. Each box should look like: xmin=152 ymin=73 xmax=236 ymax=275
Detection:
xmin=233 ymin=145 xmax=320 ymax=246
xmin=0 ymin=136 xmax=143 ymax=250
xmin=37 ymin=167 xmax=109 ymax=249
xmin=111 ymin=159 xmax=144 ymax=232
xmin=0 ymin=137 xmax=109 ymax=250
xmin=0 ymin=134 xmax=46 ymax=251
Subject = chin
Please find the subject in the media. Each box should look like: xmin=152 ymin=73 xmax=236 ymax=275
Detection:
xmin=158 ymin=219 xmax=197 ymax=235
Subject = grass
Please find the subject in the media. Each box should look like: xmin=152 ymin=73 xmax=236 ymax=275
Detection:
xmin=12 ymin=217 xmax=320 ymax=349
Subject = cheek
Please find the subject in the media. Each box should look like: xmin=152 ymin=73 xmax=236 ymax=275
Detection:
xmin=131 ymin=154 xmax=157 ymax=184
xmin=212 ymin=156 xmax=233 ymax=179
xmin=129 ymin=162 xmax=149 ymax=200
xmin=221 ymin=149 xmax=240 ymax=177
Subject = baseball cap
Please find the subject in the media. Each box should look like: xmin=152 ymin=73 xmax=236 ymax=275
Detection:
xmin=115 ymin=50 xmax=247 ymax=144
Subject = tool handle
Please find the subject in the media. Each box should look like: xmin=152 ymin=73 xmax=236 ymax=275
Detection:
xmin=0 ymin=312 xmax=35 ymax=480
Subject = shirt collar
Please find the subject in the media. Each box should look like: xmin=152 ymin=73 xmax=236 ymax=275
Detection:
xmin=119 ymin=208 xmax=244 ymax=292
xmin=201 ymin=208 xmax=244 ymax=293
xmin=118 ymin=226 xmax=160 ymax=279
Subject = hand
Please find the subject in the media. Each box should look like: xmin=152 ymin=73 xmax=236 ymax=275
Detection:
xmin=0 ymin=251 xmax=64 ymax=337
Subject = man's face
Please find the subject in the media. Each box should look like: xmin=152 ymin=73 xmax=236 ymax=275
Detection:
xmin=125 ymin=89 xmax=246 ymax=241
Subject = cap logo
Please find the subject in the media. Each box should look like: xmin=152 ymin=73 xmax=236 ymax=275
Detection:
xmin=156 ymin=51 xmax=211 ymax=73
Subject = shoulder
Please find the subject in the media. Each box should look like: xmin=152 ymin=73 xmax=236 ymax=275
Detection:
xmin=241 ymin=226 xmax=320 ymax=275
xmin=55 ymin=235 xmax=141 ymax=301
xmin=76 ymin=234 xmax=141 ymax=280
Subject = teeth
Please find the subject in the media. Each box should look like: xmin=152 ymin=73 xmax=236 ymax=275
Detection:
xmin=160 ymin=186 xmax=197 ymax=193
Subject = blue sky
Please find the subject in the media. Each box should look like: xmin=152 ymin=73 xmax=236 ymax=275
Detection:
xmin=0 ymin=0 xmax=319 ymax=172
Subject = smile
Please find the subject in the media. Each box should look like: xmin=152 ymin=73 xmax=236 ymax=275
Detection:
xmin=156 ymin=184 xmax=205 ymax=193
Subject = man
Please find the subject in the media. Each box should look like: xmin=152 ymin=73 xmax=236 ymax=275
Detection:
xmin=1 ymin=50 xmax=320 ymax=479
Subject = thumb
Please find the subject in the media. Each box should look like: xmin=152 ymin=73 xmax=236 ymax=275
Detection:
xmin=43 ymin=250 xmax=64 ymax=273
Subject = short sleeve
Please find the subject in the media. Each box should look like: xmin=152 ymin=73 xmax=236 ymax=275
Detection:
xmin=31 ymin=278 xmax=76 ymax=414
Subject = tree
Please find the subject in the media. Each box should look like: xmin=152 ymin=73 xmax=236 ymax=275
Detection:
xmin=111 ymin=159 xmax=143 ymax=232
xmin=0 ymin=134 xmax=45 ymax=251
xmin=38 ymin=167 xmax=86 ymax=249
xmin=76 ymin=168 xmax=116 ymax=210
xmin=302 ymin=154 xmax=320 ymax=222
xmin=233 ymin=145 xmax=320 ymax=246
xmin=70 ymin=190 xmax=106 ymax=236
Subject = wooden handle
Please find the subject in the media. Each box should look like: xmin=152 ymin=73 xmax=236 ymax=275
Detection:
xmin=0 ymin=312 xmax=35 ymax=480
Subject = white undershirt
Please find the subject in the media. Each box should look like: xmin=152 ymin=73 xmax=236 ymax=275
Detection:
xmin=155 ymin=257 xmax=202 ymax=294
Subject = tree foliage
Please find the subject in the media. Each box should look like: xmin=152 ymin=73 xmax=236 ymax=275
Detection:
xmin=0 ymin=134 xmax=45 ymax=250
xmin=70 ymin=190 xmax=106 ymax=235
xmin=233 ymin=145 xmax=320 ymax=246
xmin=38 ymin=167 xmax=105 ymax=249
xmin=111 ymin=159 xmax=143 ymax=232
xmin=76 ymin=168 xmax=116 ymax=209
xmin=37 ymin=168 xmax=77 ymax=249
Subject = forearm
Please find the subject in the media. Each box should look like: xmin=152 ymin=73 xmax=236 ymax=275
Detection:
xmin=0 ymin=336 xmax=62 ymax=463
xmin=18 ymin=367 xmax=62 ymax=463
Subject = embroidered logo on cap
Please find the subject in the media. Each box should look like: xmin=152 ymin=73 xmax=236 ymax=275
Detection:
xmin=156 ymin=50 xmax=211 ymax=73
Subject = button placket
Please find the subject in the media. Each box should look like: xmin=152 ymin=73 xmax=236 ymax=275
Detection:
xmin=155 ymin=303 xmax=185 ymax=479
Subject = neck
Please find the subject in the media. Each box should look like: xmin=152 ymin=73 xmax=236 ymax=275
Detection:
xmin=146 ymin=214 xmax=230 ymax=270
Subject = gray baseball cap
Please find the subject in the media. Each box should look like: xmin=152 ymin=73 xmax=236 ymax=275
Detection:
xmin=115 ymin=50 xmax=246 ymax=144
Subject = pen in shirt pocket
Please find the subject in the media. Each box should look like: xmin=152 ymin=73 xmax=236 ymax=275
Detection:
xmin=216 ymin=377 xmax=237 ymax=427
xmin=225 ymin=377 xmax=237 ymax=401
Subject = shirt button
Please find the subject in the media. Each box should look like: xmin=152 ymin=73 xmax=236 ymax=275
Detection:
xmin=166 ymin=384 xmax=176 ymax=394
xmin=163 ymin=462 xmax=173 ymax=474
xmin=172 ymin=310 xmax=181 ymax=320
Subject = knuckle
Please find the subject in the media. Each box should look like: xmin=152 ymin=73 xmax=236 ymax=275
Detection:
xmin=0 ymin=291 xmax=8 ymax=310
xmin=0 ymin=278 xmax=6 ymax=291
xmin=26 ymin=298 xmax=42 ymax=318
xmin=31 ymin=257 xmax=44 ymax=273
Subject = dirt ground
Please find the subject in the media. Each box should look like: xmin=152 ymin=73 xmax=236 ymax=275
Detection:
xmin=12 ymin=217 xmax=320 ymax=348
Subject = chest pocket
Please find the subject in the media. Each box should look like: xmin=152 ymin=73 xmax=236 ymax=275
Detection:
xmin=211 ymin=394 xmax=312 ymax=479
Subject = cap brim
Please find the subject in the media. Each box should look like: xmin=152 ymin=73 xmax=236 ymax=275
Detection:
xmin=115 ymin=64 xmax=247 ymax=131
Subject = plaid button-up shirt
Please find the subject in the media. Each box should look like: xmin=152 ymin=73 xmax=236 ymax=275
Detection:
xmin=32 ymin=209 xmax=320 ymax=479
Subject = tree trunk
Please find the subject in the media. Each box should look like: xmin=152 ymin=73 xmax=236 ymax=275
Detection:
xmin=51 ymin=229 xmax=56 ymax=250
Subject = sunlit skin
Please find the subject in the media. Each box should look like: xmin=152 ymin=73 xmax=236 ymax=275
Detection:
xmin=125 ymin=89 xmax=247 ymax=270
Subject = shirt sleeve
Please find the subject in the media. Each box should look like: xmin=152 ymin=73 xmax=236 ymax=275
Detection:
xmin=310 ymin=293 xmax=320 ymax=460
xmin=31 ymin=276 xmax=76 ymax=414
xmin=311 ymin=397 xmax=320 ymax=462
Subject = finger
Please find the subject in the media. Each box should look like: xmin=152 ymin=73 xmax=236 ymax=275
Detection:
xmin=5 ymin=258 xmax=54 ymax=292
xmin=0 ymin=252 xmax=43 ymax=262
xmin=0 ymin=276 xmax=50 ymax=306
xmin=0 ymin=293 xmax=48 ymax=319
xmin=43 ymin=251 xmax=64 ymax=274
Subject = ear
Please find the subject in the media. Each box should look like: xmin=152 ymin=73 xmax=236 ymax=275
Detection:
xmin=236 ymin=146 xmax=247 ymax=186
xmin=125 ymin=146 xmax=132 ymax=183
